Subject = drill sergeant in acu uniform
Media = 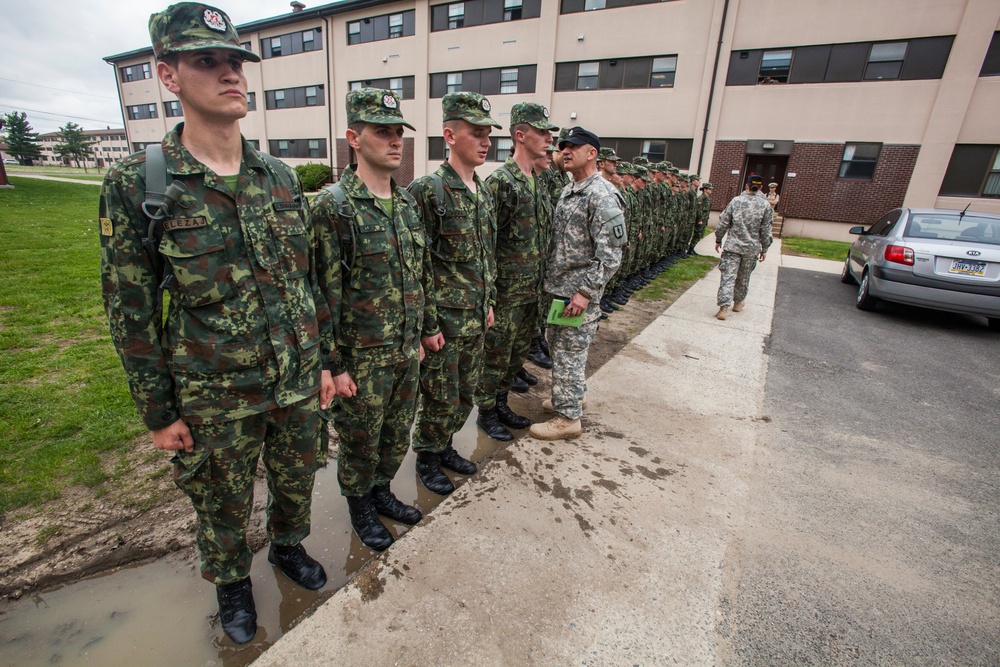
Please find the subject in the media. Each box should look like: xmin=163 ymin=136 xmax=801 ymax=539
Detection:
xmin=475 ymin=102 xmax=558 ymax=441
xmin=100 ymin=3 xmax=332 ymax=645
xmin=312 ymin=89 xmax=433 ymax=551
xmin=408 ymin=93 xmax=499 ymax=495
xmin=714 ymin=174 xmax=773 ymax=320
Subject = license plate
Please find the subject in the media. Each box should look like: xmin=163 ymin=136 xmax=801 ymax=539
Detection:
xmin=948 ymin=259 xmax=986 ymax=276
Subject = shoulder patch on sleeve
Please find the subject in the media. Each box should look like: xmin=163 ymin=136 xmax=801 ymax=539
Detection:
xmin=100 ymin=218 xmax=114 ymax=236
xmin=599 ymin=206 xmax=627 ymax=248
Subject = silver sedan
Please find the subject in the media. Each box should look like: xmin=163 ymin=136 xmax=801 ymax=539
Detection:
xmin=841 ymin=207 xmax=1000 ymax=330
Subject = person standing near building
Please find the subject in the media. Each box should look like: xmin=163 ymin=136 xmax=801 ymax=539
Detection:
xmin=689 ymin=180 xmax=713 ymax=255
xmin=475 ymin=102 xmax=557 ymax=441
xmin=408 ymin=93 xmax=498 ymax=494
xmin=312 ymin=88 xmax=431 ymax=552
xmin=714 ymin=174 xmax=773 ymax=320
xmin=766 ymin=182 xmax=780 ymax=210
xmin=100 ymin=3 xmax=332 ymax=645
xmin=530 ymin=127 xmax=625 ymax=441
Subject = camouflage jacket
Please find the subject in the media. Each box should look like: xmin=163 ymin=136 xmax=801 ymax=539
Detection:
xmin=545 ymin=172 xmax=626 ymax=301
xmin=716 ymin=191 xmax=774 ymax=256
xmin=99 ymin=126 xmax=330 ymax=431
xmin=696 ymin=192 xmax=712 ymax=224
xmin=484 ymin=158 xmax=548 ymax=305
xmin=408 ymin=162 xmax=496 ymax=338
xmin=312 ymin=166 xmax=432 ymax=372
xmin=539 ymin=164 xmax=570 ymax=209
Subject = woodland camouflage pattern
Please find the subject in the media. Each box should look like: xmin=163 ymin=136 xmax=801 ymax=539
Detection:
xmin=100 ymin=125 xmax=330 ymax=431
xmin=149 ymin=2 xmax=259 ymax=62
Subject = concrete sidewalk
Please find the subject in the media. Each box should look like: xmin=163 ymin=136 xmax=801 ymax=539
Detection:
xmin=254 ymin=238 xmax=836 ymax=666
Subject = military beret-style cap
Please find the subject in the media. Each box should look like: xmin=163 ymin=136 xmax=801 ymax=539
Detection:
xmin=149 ymin=3 xmax=259 ymax=63
xmin=346 ymin=88 xmax=415 ymax=130
xmin=558 ymin=126 xmax=600 ymax=151
xmin=597 ymin=147 xmax=620 ymax=162
xmin=702 ymin=182 xmax=714 ymax=189
xmin=442 ymin=92 xmax=502 ymax=128
xmin=510 ymin=102 xmax=559 ymax=131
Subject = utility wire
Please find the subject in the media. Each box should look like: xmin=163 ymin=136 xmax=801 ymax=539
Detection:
xmin=0 ymin=77 xmax=117 ymax=100
xmin=0 ymin=104 xmax=121 ymax=125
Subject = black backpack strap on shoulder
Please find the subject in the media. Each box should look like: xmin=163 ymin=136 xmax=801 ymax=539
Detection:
xmin=494 ymin=165 xmax=521 ymax=231
xmin=323 ymin=182 xmax=357 ymax=272
xmin=140 ymin=143 xmax=187 ymax=311
xmin=259 ymin=153 xmax=305 ymax=218
xmin=424 ymin=173 xmax=450 ymax=257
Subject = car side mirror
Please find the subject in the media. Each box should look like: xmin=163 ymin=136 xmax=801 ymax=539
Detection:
xmin=849 ymin=226 xmax=866 ymax=235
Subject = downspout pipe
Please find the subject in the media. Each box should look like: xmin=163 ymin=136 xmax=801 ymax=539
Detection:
xmin=696 ymin=0 xmax=731 ymax=175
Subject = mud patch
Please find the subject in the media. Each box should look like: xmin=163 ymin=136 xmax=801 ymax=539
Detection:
xmin=574 ymin=513 xmax=594 ymax=535
xmin=628 ymin=446 xmax=649 ymax=458
xmin=355 ymin=566 xmax=386 ymax=603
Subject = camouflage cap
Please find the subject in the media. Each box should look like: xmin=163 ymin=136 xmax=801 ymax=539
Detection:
xmin=632 ymin=156 xmax=649 ymax=166
xmin=442 ymin=92 xmax=502 ymax=128
xmin=691 ymin=174 xmax=701 ymax=181
xmin=702 ymin=182 xmax=714 ymax=189
xmin=546 ymin=143 xmax=559 ymax=152
xmin=346 ymin=88 xmax=415 ymax=130
xmin=597 ymin=147 xmax=620 ymax=162
xmin=510 ymin=102 xmax=558 ymax=131
xmin=669 ymin=166 xmax=680 ymax=174
xmin=557 ymin=127 xmax=570 ymax=142
xmin=615 ymin=161 xmax=630 ymax=175
xmin=635 ymin=165 xmax=651 ymax=181
xmin=149 ymin=3 xmax=259 ymax=63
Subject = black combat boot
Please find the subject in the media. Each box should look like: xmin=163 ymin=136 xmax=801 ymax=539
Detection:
xmin=510 ymin=373 xmax=530 ymax=393
xmin=526 ymin=335 xmax=553 ymax=369
xmin=611 ymin=288 xmax=629 ymax=306
xmin=495 ymin=391 xmax=530 ymax=429
xmin=371 ymin=484 xmax=422 ymax=525
xmin=517 ymin=367 xmax=538 ymax=386
xmin=346 ymin=494 xmax=394 ymax=551
xmin=217 ymin=578 xmax=257 ymax=645
xmin=267 ymin=543 xmax=327 ymax=590
xmin=600 ymin=297 xmax=615 ymax=314
xmin=688 ymin=246 xmax=699 ymax=256
xmin=439 ymin=440 xmax=477 ymax=475
xmin=415 ymin=451 xmax=455 ymax=495
xmin=476 ymin=407 xmax=513 ymax=441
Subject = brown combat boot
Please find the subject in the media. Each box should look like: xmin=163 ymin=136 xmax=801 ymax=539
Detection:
xmin=732 ymin=301 xmax=745 ymax=312
xmin=529 ymin=415 xmax=582 ymax=441
xmin=715 ymin=305 xmax=729 ymax=320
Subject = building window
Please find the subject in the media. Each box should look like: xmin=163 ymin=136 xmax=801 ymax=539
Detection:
xmin=268 ymin=138 xmax=327 ymax=159
xmin=306 ymin=86 xmax=319 ymax=106
xmin=940 ymin=145 xmax=1000 ymax=198
xmin=389 ymin=78 xmax=404 ymax=98
xmin=349 ymin=76 xmax=415 ymax=99
xmin=247 ymin=139 xmax=260 ymax=150
xmin=447 ymin=72 xmax=463 ymax=93
xmin=247 ymin=92 xmax=256 ymax=111
xmin=865 ymin=42 xmax=907 ymax=80
xmin=650 ymin=57 xmax=677 ymax=87
xmin=261 ymin=28 xmax=324 ymax=59
xmin=500 ymin=68 xmax=519 ymax=94
xmin=127 ymin=103 xmax=158 ymax=120
xmin=641 ymin=140 xmax=666 ymax=163
xmin=495 ymin=138 xmax=514 ymax=162
xmin=120 ymin=63 xmax=151 ymax=83
xmin=274 ymin=90 xmax=286 ymax=108
xmin=164 ymin=100 xmax=183 ymax=118
xmin=348 ymin=21 xmax=361 ymax=45
xmin=759 ymin=49 xmax=792 ymax=83
xmin=303 ymin=29 xmax=316 ymax=51
xmin=132 ymin=142 xmax=156 ymax=152
xmin=585 ymin=0 xmax=606 ymax=9
xmin=449 ymin=3 xmax=465 ymax=29
xmin=985 ymin=152 xmax=1000 ymax=197
xmin=266 ymin=85 xmax=325 ymax=110
xmin=241 ymin=41 xmax=251 ymax=51
xmin=577 ymin=62 xmax=599 ymax=90
xmin=504 ymin=0 xmax=523 ymax=21
xmin=308 ymin=139 xmax=322 ymax=158
xmin=839 ymin=143 xmax=880 ymax=179
xmin=981 ymin=32 xmax=1000 ymax=76
xmin=389 ymin=13 xmax=404 ymax=38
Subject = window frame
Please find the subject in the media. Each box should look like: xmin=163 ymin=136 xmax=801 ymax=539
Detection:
xmin=163 ymin=100 xmax=183 ymax=118
xmin=500 ymin=68 xmax=519 ymax=94
xmin=758 ymin=49 xmax=793 ymax=84
xmin=389 ymin=13 xmax=404 ymax=38
xmin=247 ymin=92 xmax=256 ymax=111
xmin=504 ymin=0 xmax=523 ymax=21
xmin=864 ymin=41 xmax=907 ymax=80
xmin=577 ymin=61 xmax=600 ymax=90
xmin=838 ymin=142 xmax=881 ymax=180
xmin=348 ymin=21 xmax=361 ymax=45
xmin=650 ymin=56 xmax=677 ymax=88
xmin=449 ymin=3 xmax=465 ymax=29
xmin=447 ymin=72 xmax=463 ymax=94
xmin=495 ymin=137 xmax=514 ymax=162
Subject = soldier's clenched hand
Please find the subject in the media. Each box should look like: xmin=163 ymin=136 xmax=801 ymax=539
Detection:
xmin=421 ymin=333 xmax=445 ymax=352
xmin=334 ymin=371 xmax=358 ymax=398
xmin=320 ymin=370 xmax=335 ymax=409
xmin=486 ymin=306 xmax=495 ymax=329
xmin=151 ymin=420 xmax=194 ymax=453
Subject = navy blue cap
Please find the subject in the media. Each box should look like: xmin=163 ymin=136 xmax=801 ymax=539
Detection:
xmin=558 ymin=126 xmax=600 ymax=151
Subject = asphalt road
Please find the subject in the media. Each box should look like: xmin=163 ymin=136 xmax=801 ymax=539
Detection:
xmin=720 ymin=267 xmax=1000 ymax=665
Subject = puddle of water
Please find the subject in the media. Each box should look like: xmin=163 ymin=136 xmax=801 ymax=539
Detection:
xmin=0 ymin=398 xmax=543 ymax=667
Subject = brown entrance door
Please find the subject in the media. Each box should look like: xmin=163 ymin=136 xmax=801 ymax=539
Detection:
xmin=743 ymin=154 xmax=788 ymax=192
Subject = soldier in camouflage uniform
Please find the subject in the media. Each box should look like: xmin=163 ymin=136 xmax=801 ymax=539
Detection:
xmin=526 ymin=141 xmax=560 ymax=369
xmin=313 ymin=89 xmax=433 ymax=550
xmin=714 ymin=174 xmax=773 ymax=320
xmin=691 ymin=179 xmax=713 ymax=256
xmin=530 ymin=127 xmax=625 ymax=441
xmin=408 ymin=93 xmax=499 ymax=495
xmin=100 ymin=3 xmax=331 ymax=645
xmin=474 ymin=102 xmax=557 ymax=441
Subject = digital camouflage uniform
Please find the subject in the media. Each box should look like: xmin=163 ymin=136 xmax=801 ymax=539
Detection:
xmin=100 ymin=124 xmax=329 ymax=584
xmin=477 ymin=103 xmax=557 ymax=409
xmin=715 ymin=191 xmax=774 ymax=307
xmin=544 ymin=170 xmax=625 ymax=420
xmin=410 ymin=93 xmax=499 ymax=452
xmin=313 ymin=159 xmax=433 ymax=497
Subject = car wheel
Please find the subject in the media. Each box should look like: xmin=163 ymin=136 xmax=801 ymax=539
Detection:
xmin=840 ymin=255 xmax=855 ymax=284
xmin=988 ymin=318 xmax=999 ymax=332
xmin=856 ymin=270 xmax=878 ymax=311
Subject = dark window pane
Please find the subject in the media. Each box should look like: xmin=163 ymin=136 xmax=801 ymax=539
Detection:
xmin=864 ymin=60 xmax=902 ymax=80
xmin=825 ymin=42 xmax=869 ymax=82
xmin=428 ymin=137 xmax=446 ymax=161
xmin=727 ymin=50 xmax=762 ymax=86
xmin=623 ymin=57 xmax=651 ymax=88
xmin=599 ymin=59 xmax=625 ymax=89
xmin=981 ymin=32 xmax=1000 ymax=76
xmin=554 ymin=62 xmax=577 ymax=91
xmin=373 ymin=15 xmax=389 ymax=41
xmin=939 ymin=144 xmax=995 ymax=196
xmin=900 ymin=35 xmax=954 ymax=80
xmin=518 ymin=64 xmax=537 ymax=93
xmin=788 ymin=45 xmax=831 ymax=84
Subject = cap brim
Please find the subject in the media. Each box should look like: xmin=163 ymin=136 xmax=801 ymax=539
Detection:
xmin=528 ymin=120 xmax=560 ymax=131
xmin=362 ymin=115 xmax=416 ymax=131
xmin=166 ymin=40 xmax=261 ymax=63
xmin=467 ymin=116 xmax=503 ymax=129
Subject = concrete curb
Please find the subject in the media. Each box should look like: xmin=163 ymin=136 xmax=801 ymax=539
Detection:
xmin=253 ymin=236 xmax=791 ymax=665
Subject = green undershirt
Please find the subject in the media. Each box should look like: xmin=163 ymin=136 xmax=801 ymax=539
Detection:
xmin=377 ymin=196 xmax=393 ymax=217
xmin=221 ymin=174 xmax=239 ymax=192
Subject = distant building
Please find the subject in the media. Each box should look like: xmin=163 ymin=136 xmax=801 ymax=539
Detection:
xmin=104 ymin=0 xmax=1000 ymax=239
xmin=37 ymin=128 xmax=128 ymax=168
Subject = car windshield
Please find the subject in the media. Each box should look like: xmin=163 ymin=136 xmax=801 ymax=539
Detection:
xmin=905 ymin=214 xmax=1000 ymax=246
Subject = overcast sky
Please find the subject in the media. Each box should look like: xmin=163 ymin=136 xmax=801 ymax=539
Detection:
xmin=0 ymin=1 xmax=337 ymax=135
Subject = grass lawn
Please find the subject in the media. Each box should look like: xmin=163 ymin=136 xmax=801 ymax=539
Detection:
xmin=635 ymin=253 xmax=719 ymax=302
xmin=781 ymin=236 xmax=852 ymax=262
xmin=0 ymin=177 xmax=145 ymax=514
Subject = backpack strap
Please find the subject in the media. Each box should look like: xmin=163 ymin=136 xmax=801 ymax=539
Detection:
xmin=323 ymin=182 xmax=357 ymax=271
xmin=140 ymin=143 xmax=188 ymax=313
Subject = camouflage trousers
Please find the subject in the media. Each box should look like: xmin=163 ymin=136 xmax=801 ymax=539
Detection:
xmin=689 ymin=220 xmax=708 ymax=250
xmin=546 ymin=297 xmax=601 ymax=421
xmin=332 ymin=358 xmax=419 ymax=497
xmin=717 ymin=251 xmax=759 ymax=306
xmin=172 ymin=397 xmax=320 ymax=585
xmin=476 ymin=300 xmax=537 ymax=410
xmin=413 ymin=332 xmax=484 ymax=452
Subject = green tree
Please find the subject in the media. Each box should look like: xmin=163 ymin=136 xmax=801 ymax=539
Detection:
xmin=54 ymin=122 xmax=96 ymax=171
xmin=2 ymin=112 xmax=42 ymax=165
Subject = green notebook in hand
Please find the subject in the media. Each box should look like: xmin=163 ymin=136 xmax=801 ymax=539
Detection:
xmin=547 ymin=299 xmax=585 ymax=327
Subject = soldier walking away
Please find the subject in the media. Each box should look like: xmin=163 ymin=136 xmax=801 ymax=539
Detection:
xmin=475 ymin=102 xmax=558 ymax=441
xmin=714 ymin=174 xmax=773 ymax=320
xmin=312 ymin=89 xmax=432 ymax=551
xmin=409 ymin=93 xmax=499 ymax=493
xmin=100 ymin=3 xmax=332 ymax=645
xmin=530 ymin=127 xmax=625 ymax=441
